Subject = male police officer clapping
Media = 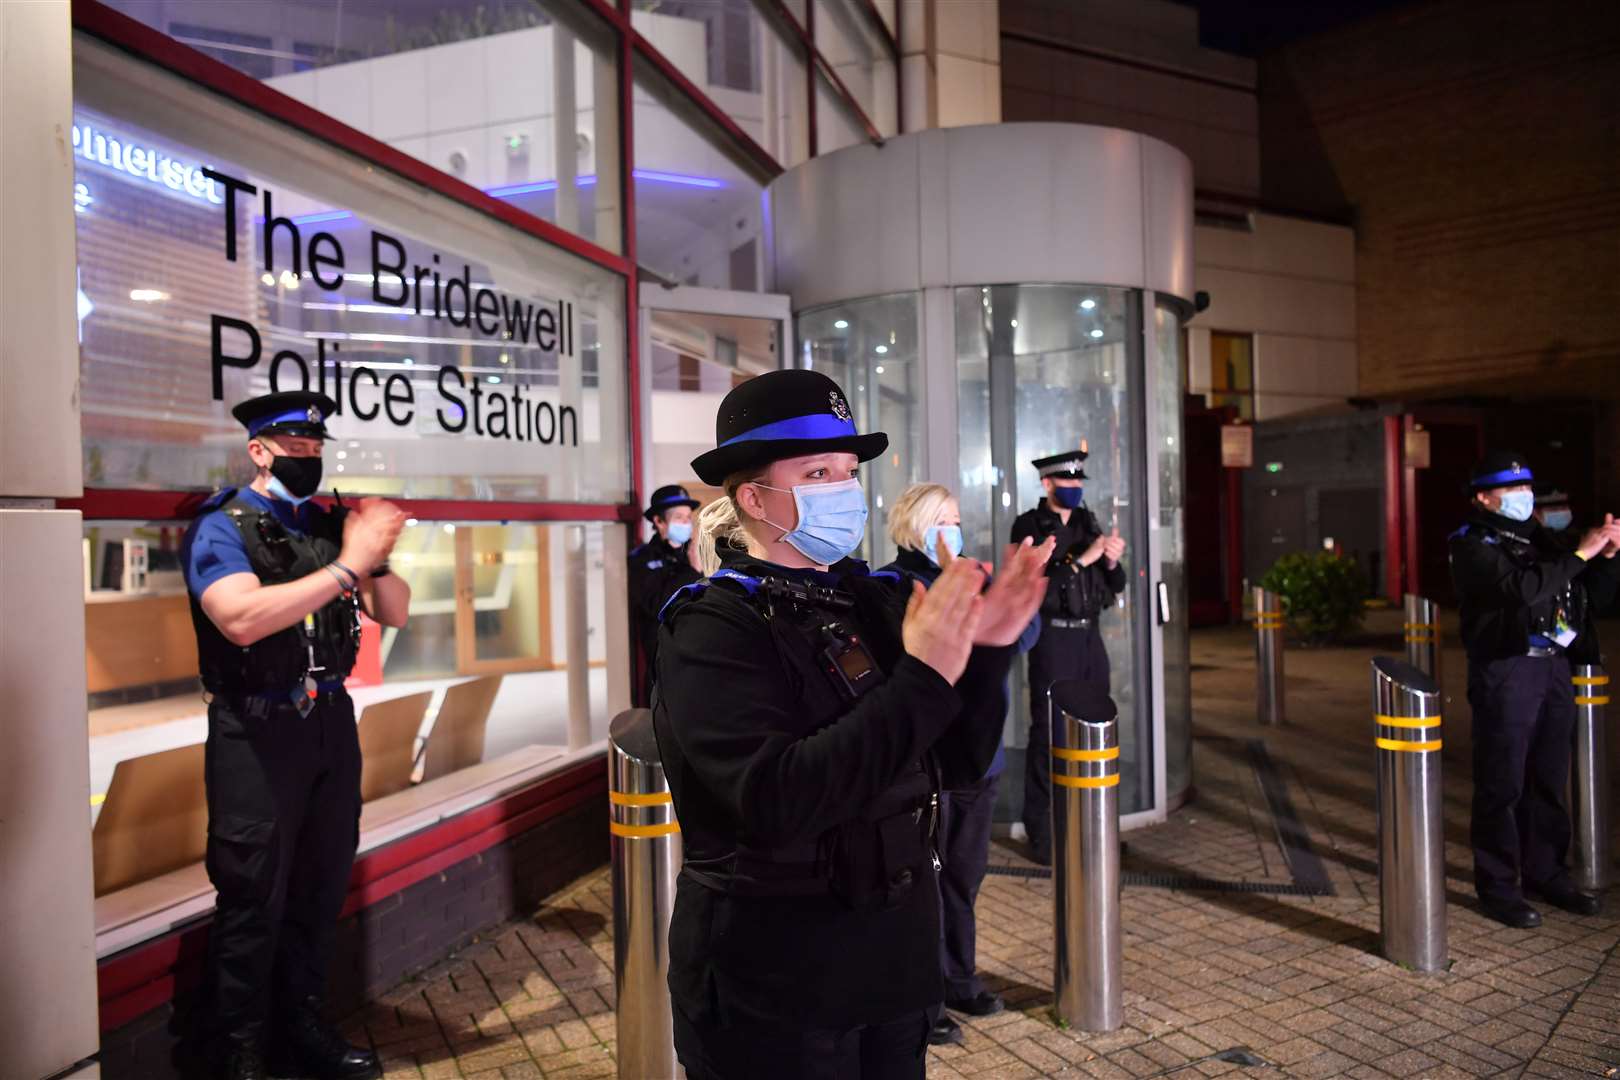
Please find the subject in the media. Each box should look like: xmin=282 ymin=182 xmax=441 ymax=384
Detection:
xmin=182 ymin=391 xmax=410 ymax=1078
xmin=1450 ymin=451 xmax=1620 ymax=928
xmin=1010 ymin=449 xmax=1125 ymax=865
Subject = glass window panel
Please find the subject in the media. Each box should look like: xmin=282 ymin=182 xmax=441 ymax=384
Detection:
xmin=648 ymin=309 xmax=780 ymax=488
xmin=633 ymin=58 xmax=770 ymax=290
xmin=73 ymin=34 xmax=628 ymax=502
xmin=631 ymin=0 xmax=811 ymax=169
xmin=1154 ymin=304 xmax=1191 ymax=802
xmin=101 ymin=0 xmax=622 ymax=253
xmin=797 ymin=294 xmax=921 ymax=566
xmin=955 ymin=284 xmax=1151 ymax=814
xmin=85 ymin=515 xmax=621 ymax=885
xmin=813 ymin=0 xmax=897 ymax=136
xmin=815 ymin=75 xmax=869 ymax=154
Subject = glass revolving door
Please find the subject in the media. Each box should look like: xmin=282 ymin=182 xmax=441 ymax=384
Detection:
xmin=955 ymin=284 xmax=1154 ymax=815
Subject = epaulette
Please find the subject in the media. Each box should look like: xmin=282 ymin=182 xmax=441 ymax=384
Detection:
xmin=197 ymin=486 xmax=241 ymax=515
xmin=657 ymin=568 xmax=762 ymax=624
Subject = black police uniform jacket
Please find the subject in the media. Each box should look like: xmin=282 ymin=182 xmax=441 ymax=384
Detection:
xmin=1010 ymin=499 xmax=1126 ymax=619
xmin=1448 ymin=508 xmax=1620 ymax=665
xmin=652 ymin=553 xmax=1016 ymax=1030
xmin=628 ymin=535 xmax=702 ymax=697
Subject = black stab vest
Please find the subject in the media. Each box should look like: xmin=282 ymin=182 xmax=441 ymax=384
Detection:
xmin=660 ymin=573 xmax=939 ymax=912
xmin=189 ymin=494 xmax=361 ymax=695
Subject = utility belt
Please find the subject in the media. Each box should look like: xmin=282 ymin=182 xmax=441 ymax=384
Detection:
xmin=683 ymin=786 xmax=940 ymax=911
xmin=206 ymin=678 xmax=350 ymax=719
xmin=1047 ymin=616 xmax=1094 ymax=630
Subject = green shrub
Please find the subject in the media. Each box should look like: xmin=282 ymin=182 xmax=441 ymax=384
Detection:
xmin=1259 ymin=551 xmax=1369 ymax=645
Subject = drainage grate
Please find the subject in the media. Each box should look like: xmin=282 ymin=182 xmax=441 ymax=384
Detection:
xmin=984 ymin=864 xmax=1332 ymax=896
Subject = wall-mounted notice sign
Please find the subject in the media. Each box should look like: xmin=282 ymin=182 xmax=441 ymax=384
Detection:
xmin=1404 ymin=428 xmax=1431 ymax=469
xmin=1220 ymin=424 xmax=1253 ymax=468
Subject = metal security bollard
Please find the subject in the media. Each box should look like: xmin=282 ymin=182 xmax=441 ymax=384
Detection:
xmin=1403 ymin=594 xmax=1440 ymax=682
xmin=608 ymin=709 xmax=684 ymax=1080
xmin=1049 ymin=679 xmax=1122 ymax=1033
xmin=1572 ymin=665 xmax=1611 ymax=894
xmin=1254 ymin=587 xmax=1286 ymax=726
xmin=1372 ymin=657 xmax=1447 ymax=972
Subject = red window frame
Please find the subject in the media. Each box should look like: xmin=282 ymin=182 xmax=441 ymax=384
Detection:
xmin=69 ymin=0 xmax=902 ymax=526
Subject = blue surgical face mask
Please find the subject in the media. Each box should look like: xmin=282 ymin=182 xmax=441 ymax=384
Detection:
xmin=265 ymin=472 xmax=314 ymax=507
xmin=755 ymin=477 xmax=868 ymax=566
xmin=1541 ymin=509 xmax=1572 ymax=532
xmin=922 ymin=524 xmax=965 ymax=565
xmin=1051 ymin=485 xmax=1084 ymax=510
xmin=666 ymin=520 xmax=693 ymax=545
xmin=1498 ymin=490 xmax=1535 ymax=522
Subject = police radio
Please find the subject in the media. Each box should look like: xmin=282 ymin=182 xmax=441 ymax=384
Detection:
xmin=816 ymin=621 xmax=880 ymax=701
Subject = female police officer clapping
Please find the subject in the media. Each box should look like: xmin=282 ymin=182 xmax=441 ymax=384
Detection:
xmin=653 ymin=370 xmax=1053 ymax=1079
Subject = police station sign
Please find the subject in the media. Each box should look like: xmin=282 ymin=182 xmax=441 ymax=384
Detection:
xmin=204 ymin=169 xmax=581 ymax=447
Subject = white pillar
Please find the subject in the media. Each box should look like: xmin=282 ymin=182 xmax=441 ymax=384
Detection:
xmin=0 ymin=3 xmax=100 ymax=1074
xmin=552 ymin=25 xmax=580 ymax=236
xmin=564 ymin=524 xmax=591 ymax=750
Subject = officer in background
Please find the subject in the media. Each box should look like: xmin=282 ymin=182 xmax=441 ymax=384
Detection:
xmin=1449 ymin=451 xmax=1620 ymax=928
xmin=653 ymin=369 xmax=1054 ymax=1078
xmin=628 ymin=484 xmax=702 ymax=705
xmin=879 ymin=483 xmax=1042 ymax=1047
xmin=1010 ymin=450 xmax=1125 ymax=865
xmin=183 ymin=391 xmax=410 ymax=1079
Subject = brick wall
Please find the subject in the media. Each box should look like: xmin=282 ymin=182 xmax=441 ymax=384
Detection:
xmin=99 ymin=797 xmax=607 ymax=1077
xmin=1259 ymin=0 xmax=1620 ymax=399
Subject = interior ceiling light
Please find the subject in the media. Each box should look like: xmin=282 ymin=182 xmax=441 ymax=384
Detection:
xmin=128 ymin=288 xmax=169 ymax=302
xmin=875 ymin=345 xmax=888 ymax=354
xmin=1080 ymin=298 xmax=1097 ymax=311
xmin=1090 ymin=328 xmax=1105 ymax=339
xmin=834 ymin=320 xmax=848 ymax=329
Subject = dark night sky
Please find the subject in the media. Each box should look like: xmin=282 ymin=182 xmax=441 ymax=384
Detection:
xmin=1186 ymin=0 xmax=1417 ymax=55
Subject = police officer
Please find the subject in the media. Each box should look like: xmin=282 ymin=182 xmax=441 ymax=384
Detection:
xmin=1010 ymin=450 xmax=1125 ymax=865
xmin=628 ymin=484 xmax=702 ymax=705
xmin=878 ymin=483 xmax=1042 ymax=1047
xmin=182 ymin=391 xmax=411 ymax=1078
xmin=652 ymin=369 xmax=1053 ymax=1078
xmin=1449 ymin=451 xmax=1620 ymax=928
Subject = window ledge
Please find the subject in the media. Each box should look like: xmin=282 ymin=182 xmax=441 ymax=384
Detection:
xmin=93 ymin=740 xmax=606 ymax=959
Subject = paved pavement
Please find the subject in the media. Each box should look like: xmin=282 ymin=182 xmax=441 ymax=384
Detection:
xmin=348 ymin=611 xmax=1620 ymax=1078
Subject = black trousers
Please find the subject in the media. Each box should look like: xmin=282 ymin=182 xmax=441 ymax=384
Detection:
xmin=1468 ymin=654 xmax=1577 ymax=904
xmin=674 ymin=1005 xmax=929 ymax=1080
xmin=203 ymin=688 xmax=362 ymax=1038
xmin=1023 ymin=624 xmax=1111 ymax=851
xmin=938 ymin=773 xmax=998 ymax=1002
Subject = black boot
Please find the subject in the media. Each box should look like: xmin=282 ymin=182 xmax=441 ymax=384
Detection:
xmin=270 ymin=998 xmax=381 ymax=1080
xmin=212 ymin=1032 xmax=269 ymax=1080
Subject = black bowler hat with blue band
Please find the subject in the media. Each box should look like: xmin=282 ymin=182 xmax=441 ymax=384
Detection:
xmin=1468 ymin=450 xmax=1533 ymax=491
xmin=690 ymin=369 xmax=888 ymax=486
xmin=644 ymin=484 xmax=700 ymax=521
xmin=231 ymin=390 xmax=337 ymax=440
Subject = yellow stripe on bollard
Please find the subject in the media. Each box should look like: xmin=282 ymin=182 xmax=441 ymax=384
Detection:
xmin=609 ymin=821 xmax=681 ymax=838
xmin=1403 ymin=623 xmax=1438 ymax=632
xmin=1052 ymin=746 xmax=1120 ymax=762
xmin=1053 ymin=773 xmax=1120 ymax=789
xmin=1375 ymin=713 xmax=1443 ymax=730
xmin=1574 ymin=675 xmax=1611 ymax=686
xmin=1376 ymin=736 xmax=1442 ymax=753
xmin=1576 ymin=695 xmax=1611 ymax=706
xmin=609 ymin=790 xmax=674 ymax=807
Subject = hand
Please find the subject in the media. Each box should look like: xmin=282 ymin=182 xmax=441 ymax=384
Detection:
xmin=1101 ymin=527 xmax=1126 ymax=567
xmin=1076 ymin=534 xmax=1108 ymax=567
xmin=1577 ymin=516 xmax=1620 ymax=561
xmin=972 ymin=537 xmax=1055 ymax=646
xmin=340 ymin=498 xmax=407 ymax=574
xmin=902 ymin=555 xmax=985 ymax=684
